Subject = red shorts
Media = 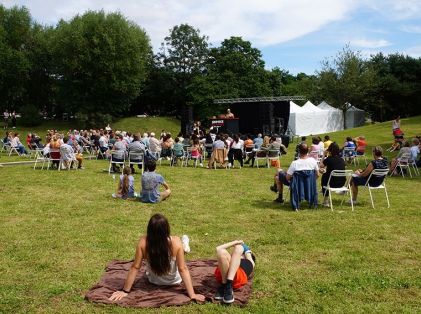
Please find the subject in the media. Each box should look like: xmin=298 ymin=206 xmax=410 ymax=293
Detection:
xmin=214 ymin=266 xmax=248 ymax=289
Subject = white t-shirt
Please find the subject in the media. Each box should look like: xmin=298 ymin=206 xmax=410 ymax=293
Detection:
xmin=231 ymin=139 xmax=244 ymax=150
xmin=287 ymin=157 xmax=319 ymax=175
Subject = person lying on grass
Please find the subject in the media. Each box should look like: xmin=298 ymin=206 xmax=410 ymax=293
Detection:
xmin=108 ymin=213 xmax=205 ymax=303
xmin=112 ymin=166 xmax=135 ymax=199
xmin=140 ymin=160 xmax=171 ymax=203
xmin=214 ymin=240 xmax=255 ymax=304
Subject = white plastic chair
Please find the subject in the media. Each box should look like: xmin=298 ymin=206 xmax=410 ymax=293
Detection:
xmin=108 ymin=150 xmax=126 ymax=174
xmin=128 ymin=151 xmax=144 ymax=173
xmin=409 ymin=159 xmax=420 ymax=176
xmin=254 ymin=149 xmax=268 ymax=168
xmin=47 ymin=149 xmax=62 ymax=170
xmin=390 ymin=152 xmax=412 ymax=178
xmin=323 ymin=170 xmax=354 ymax=211
xmin=362 ymin=169 xmax=390 ymax=209
xmin=342 ymin=147 xmax=357 ymax=166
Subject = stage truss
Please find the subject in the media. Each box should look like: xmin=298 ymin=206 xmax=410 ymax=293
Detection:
xmin=213 ymin=96 xmax=305 ymax=104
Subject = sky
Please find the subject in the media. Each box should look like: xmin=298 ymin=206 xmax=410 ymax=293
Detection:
xmin=3 ymin=0 xmax=421 ymax=74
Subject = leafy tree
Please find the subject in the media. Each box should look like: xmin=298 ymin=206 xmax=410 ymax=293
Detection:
xmin=0 ymin=5 xmax=32 ymax=111
xmin=51 ymin=10 xmax=151 ymax=125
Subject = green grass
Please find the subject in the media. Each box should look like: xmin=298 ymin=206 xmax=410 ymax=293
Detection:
xmin=2 ymin=116 xmax=180 ymax=138
xmin=0 ymin=116 xmax=420 ymax=313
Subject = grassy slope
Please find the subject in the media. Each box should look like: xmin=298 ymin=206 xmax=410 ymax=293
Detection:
xmin=0 ymin=116 xmax=420 ymax=313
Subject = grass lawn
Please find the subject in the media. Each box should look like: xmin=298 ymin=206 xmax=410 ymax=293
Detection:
xmin=0 ymin=117 xmax=420 ymax=313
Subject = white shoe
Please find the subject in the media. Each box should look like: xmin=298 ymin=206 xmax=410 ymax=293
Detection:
xmin=200 ymin=163 xmax=203 ymax=167
xmin=228 ymin=163 xmax=232 ymax=168
xmin=182 ymin=235 xmax=190 ymax=253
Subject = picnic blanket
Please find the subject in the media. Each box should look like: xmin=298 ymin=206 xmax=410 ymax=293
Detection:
xmin=85 ymin=259 xmax=253 ymax=308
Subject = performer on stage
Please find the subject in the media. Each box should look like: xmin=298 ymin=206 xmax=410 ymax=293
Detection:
xmin=225 ymin=109 xmax=234 ymax=119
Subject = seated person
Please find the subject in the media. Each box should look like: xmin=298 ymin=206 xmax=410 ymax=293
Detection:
xmin=309 ymin=137 xmax=321 ymax=160
xmin=273 ymin=143 xmax=319 ymax=203
xmin=253 ymin=133 xmax=263 ymax=149
xmin=128 ymin=133 xmax=146 ymax=173
xmin=112 ymin=166 xmax=135 ymax=199
xmin=341 ymin=137 xmax=357 ymax=161
xmin=60 ymin=136 xmax=77 ymax=169
xmin=355 ymin=136 xmax=367 ymax=155
xmin=171 ymin=137 xmax=185 ymax=165
xmin=10 ymin=132 xmax=28 ymax=155
xmin=190 ymin=138 xmax=203 ymax=166
xmin=319 ymin=142 xmax=346 ymax=206
xmin=111 ymin=134 xmax=126 ymax=172
xmin=294 ymin=136 xmax=307 ymax=160
xmin=108 ymin=214 xmax=204 ymax=302
xmin=214 ymin=240 xmax=255 ymax=304
xmin=140 ymin=160 xmax=171 ymax=203
xmin=350 ymin=146 xmax=388 ymax=204
xmin=390 ymin=140 xmax=411 ymax=175
xmin=410 ymin=138 xmax=420 ymax=162
xmin=323 ymin=135 xmax=333 ymax=151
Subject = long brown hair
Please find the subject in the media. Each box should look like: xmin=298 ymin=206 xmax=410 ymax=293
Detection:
xmin=146 ymin=214 xmax=171 ymax=276
xmin=121 ymin=166 xmax=131 ymax=196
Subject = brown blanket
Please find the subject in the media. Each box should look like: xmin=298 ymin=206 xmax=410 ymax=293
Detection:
xmin=85 ymin=259 xmax=253 ymax=308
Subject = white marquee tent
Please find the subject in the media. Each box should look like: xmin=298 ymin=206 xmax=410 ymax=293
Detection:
xmin=317 ymin=101 xmax=344 ymax=132
xmin=288 ymin=101 xmax=332 ymax=136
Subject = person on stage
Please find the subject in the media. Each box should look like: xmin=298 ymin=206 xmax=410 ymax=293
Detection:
xmin=225 ymin=109 xmax=234 ymax=119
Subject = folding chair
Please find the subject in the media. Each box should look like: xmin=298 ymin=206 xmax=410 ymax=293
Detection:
xmin=267 ymin=149 xmax=281 ymax=168
xmin=8 ymin=145 xmax=20 ymax=156
xmin=185 ymin=146 xmax=201 ymax=167
xmin=409 ymin=159 xmax=420 ymax=176
xmin=355 ymin=147 xmax=368 ymax=165
xmin=209 ymin=148 xmax=228 ymax=169
xmin=33 ymin=151 xmax=48 ymax=170
xmin=342 ymin=147 xmax=356 ymax=166
xmin=128 ymin=151 xmax=144 ymax=174
xmin=361 ymin=169 xmax=390 ymax=209
xmin=323 ymin=170 xmax=354 ymax=211
xmin=47 ymin=149 xmax=62 ymax=170
xmin=254 ymin=149 xmax=268 ymax=168
xmin=170 ymin=147 xmax=186 ymax=166
xmin=1 ymin=141 xmax=12 ymax=154
xmin=390 ymin=153 xmax=412 ymax=178
xmin=108 ymin=151 xmax=126 ymax=174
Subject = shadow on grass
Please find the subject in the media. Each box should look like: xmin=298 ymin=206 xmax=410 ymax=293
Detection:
xmin=251 ymin=199 xmax=294 ymax=212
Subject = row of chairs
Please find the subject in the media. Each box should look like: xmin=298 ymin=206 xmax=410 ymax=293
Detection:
xmin=389 ymin=152 xmax=419 ymax=178
xmin=322 ymin=169 xmax=390 ymax=211
xmin=33 ymin=149 xmax=79 ymax=170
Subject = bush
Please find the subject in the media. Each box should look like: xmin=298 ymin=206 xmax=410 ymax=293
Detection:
xmin=19 ymin=104 xmax=42 ymax=127
xmin=76 ymin=112 xmax=113 ymax=129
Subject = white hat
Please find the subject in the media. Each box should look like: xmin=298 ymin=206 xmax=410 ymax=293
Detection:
xmin=150 ymin=132 xmax=155 ymax=137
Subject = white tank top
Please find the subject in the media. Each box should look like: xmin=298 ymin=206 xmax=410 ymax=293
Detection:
xmin=145 ymin=258 xmax=182 ymax=285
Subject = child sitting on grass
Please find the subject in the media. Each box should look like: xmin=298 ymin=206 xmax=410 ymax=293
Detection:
xmin=112 ymin=166 xmax=135 ymax=199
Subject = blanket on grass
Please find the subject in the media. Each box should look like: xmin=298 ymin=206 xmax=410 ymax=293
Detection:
xmin=85 ymin=259 xmax=253 ymax=308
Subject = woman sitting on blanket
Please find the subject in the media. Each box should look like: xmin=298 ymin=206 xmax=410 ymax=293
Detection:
xmin=109 ymin=214 xmax=205 ymax=302
xmin=214 ymin=240 xmax=255 ymax=304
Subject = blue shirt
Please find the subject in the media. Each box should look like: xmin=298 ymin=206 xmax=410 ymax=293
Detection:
xmin=140 ymin=171 xmax=164 ymax=203
xmin=253 ymin=137 xmax=263 ymax=149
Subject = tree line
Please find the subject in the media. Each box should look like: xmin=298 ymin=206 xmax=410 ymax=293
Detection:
xmin=1 ymin=5 xmax=420 ymax=127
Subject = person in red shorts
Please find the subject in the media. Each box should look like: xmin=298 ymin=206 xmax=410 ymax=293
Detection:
xmin=214 ymin=240 xmax=255 ymax=304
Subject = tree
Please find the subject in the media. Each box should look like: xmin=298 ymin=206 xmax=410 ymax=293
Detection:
xmin=51 ymin=10 xmax=151 ymax=125
xmin=317 ymin=45 xmax=368 ymax=127
xmin=0 ymin=5 xmax=33 ymax=111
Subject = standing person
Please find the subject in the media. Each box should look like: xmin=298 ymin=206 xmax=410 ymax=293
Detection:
xmin=108 ymin=214 xmax=205 ymax=302
xmin=392 ymin=116 xmax=401 ymax=136
xmin=214 ymin=240 xmax=255 ymax=304
xmin=11 ymin=111 xmax=17 ymax=128
xmin=3 ymin=110 xmax=9 ymax=129
xmin=228 ymin=134 xmax=244 ymax=168
xmin=112 ymin=166 xmax=135 ymax=199
xmin=140 ymin=160 xmax=171 ymax=203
